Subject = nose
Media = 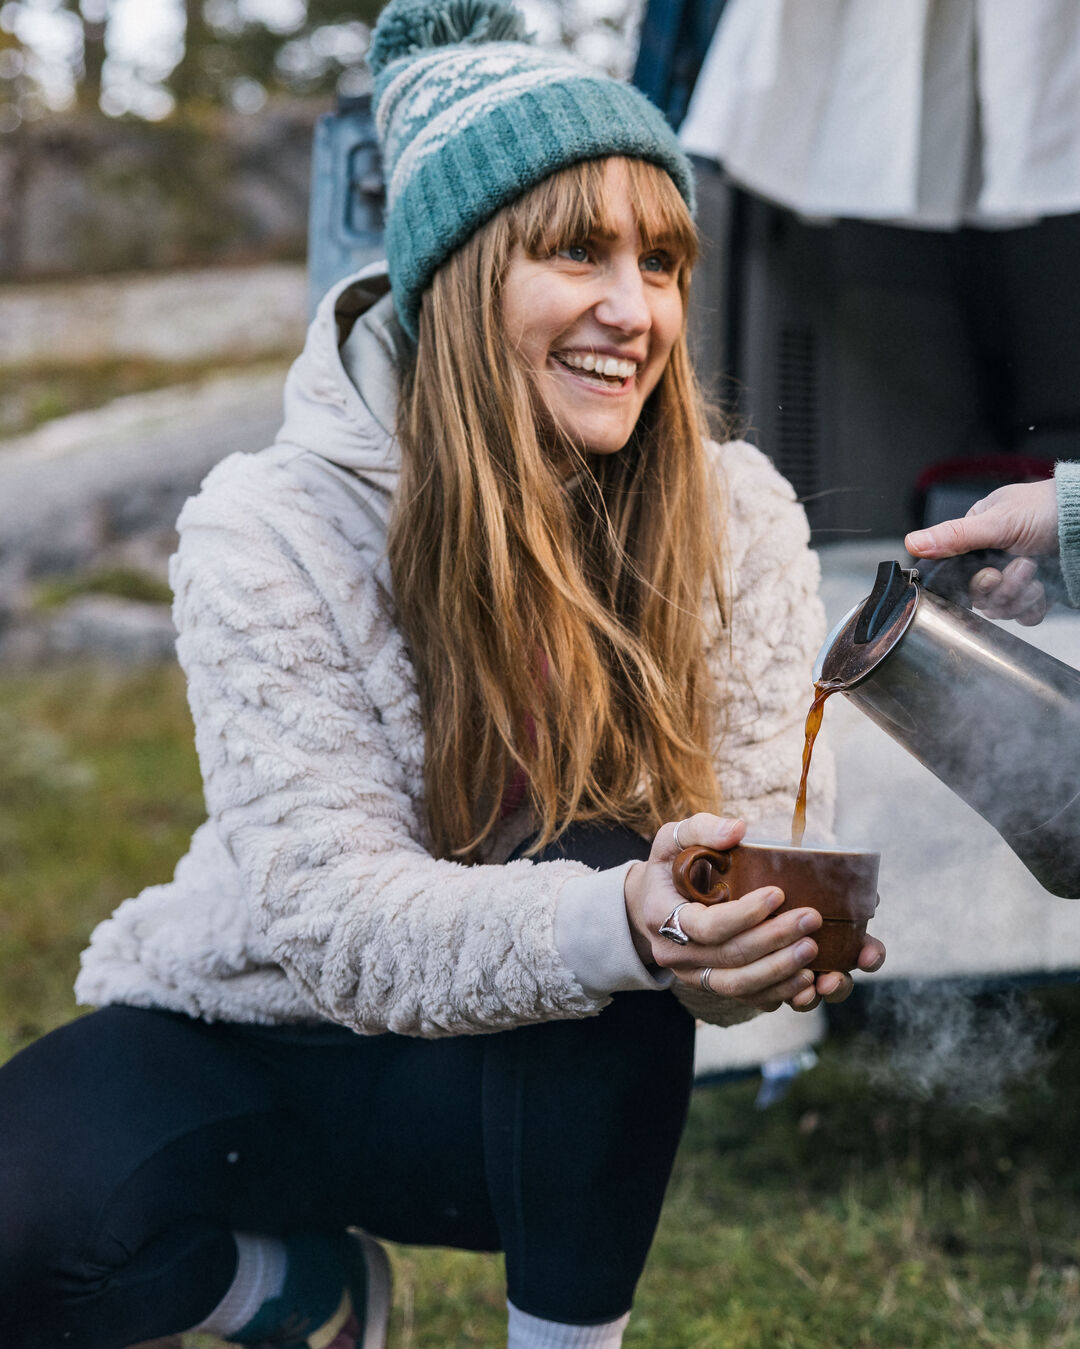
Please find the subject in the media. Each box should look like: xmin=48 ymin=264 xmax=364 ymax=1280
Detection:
xmin=593 ymin=257 xmax=651 ymax=336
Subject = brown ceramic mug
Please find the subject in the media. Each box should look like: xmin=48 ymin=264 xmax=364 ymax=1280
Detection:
xmin=671 ymin=841 xmax=880 ymax=973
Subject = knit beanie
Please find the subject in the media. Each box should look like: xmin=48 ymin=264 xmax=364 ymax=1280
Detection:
xmin=368 ymin=0 xmax=695 ymax=341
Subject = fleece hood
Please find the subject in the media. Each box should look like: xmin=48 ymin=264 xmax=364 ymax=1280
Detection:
xmin=274 ymin=262 xmax=409 ymax=523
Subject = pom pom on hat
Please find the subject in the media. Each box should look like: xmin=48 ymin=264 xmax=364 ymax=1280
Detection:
xmin=368 ymin=0 xmax=529 ymax=76
xmin=369 ymin=0 xmax=695 ymax=341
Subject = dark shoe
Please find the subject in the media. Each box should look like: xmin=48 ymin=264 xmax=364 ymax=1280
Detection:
xmin=230 ymin=1230 xmax=391 ymax=1349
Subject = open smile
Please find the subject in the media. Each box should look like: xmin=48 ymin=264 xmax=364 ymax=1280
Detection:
xmin=549 ymin=351 xmax=639 ymax=392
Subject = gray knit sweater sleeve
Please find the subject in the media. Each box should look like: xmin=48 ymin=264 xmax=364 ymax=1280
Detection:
xmin=1056 ymin=461 xmax=1080 ymax=606
xmin=169 ymin=452 xmax=600 ymax=1037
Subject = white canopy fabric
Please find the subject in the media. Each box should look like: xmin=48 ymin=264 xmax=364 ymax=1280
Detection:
xmin=679 ymin=0 xmax=1080 ymax=227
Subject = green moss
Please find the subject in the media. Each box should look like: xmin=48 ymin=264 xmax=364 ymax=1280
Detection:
xmin=33 ymin=567 xmax=175 ymax=609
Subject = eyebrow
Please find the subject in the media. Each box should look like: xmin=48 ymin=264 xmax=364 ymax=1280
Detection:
xmin=639 ymin=231 xmax=680 ymax=249
xmin=566 ymin=223 xmax=683 ymax=249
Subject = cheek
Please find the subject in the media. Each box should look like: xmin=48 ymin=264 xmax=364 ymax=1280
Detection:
xmin=656 ymin=293 xmax=683 ymax=357
xmin=644 ymin=302 xmax=682 ymax=389
xmin=502 ymin=276 xmax=565 ymax=364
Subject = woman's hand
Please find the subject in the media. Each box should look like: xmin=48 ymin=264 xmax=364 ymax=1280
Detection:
xmin=793 ymin=934 xmax=885 ymax=1011
xmin=623 ymin=814 xmax=885 ymax=1013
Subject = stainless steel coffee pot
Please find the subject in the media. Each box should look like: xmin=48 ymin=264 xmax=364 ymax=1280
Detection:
xmin=815 ymin=560 xmax=1080 ymax=898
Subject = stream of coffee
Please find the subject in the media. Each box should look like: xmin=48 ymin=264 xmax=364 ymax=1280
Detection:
xmin=790 ymin=680 xmax=845 ymax=846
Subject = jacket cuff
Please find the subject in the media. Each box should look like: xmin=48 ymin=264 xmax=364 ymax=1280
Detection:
xmin=1057 ymin=462 xmax=1080 ymax=607
xmin=554 ymin=863 xmax=675 ymax=998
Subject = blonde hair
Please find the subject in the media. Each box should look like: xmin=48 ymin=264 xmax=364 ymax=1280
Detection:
xmin=388 ymin=156 xmax=728 ymax=860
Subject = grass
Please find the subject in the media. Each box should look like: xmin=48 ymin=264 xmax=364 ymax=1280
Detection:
xmin=4 ymin=660 xmax=1080 ymax=1347
xmin=0 ymin=662 xmax=205 ymax=1057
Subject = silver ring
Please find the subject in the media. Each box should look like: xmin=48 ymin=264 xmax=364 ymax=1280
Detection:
xmin=658 ymin=902 xmax=691 ymax=946
xmin=699 ymin=967 xmax=714 ymax=994
xmin=672 ymin=818 xmax=690 ymax=851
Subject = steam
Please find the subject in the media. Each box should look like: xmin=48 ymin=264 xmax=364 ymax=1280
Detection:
xmin=855 ymin=980 xmax=1052 ymax=1113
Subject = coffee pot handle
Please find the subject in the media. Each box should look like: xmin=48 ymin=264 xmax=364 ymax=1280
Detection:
xmin=918 ymin=549 xmax=1071 ymax=607
xmin=672 ymin=846 xmax=733 ymax=903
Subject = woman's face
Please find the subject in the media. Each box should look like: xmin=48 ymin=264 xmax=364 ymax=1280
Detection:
xmin=500 ymin=159 xmax=685 ymax=457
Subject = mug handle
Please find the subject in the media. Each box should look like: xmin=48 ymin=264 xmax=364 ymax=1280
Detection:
xmin=672 ymin=846 xmax=733 ymax=903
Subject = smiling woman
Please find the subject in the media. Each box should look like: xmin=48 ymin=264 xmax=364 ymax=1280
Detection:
xmin=0 ymin=2 xmax=883 ymax=1347
xmin=501 ymin=158 xmax=690 ymax=455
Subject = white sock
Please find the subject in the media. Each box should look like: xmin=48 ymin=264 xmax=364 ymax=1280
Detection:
xmin=507 ymin=1301 xmax=630 ymax=1348
xmin=191 ymin=1232 xmax=288 ymax=1335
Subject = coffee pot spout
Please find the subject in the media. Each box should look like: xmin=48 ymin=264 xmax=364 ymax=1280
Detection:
xmin=815 ymin=560 xmax=1080 ymax=899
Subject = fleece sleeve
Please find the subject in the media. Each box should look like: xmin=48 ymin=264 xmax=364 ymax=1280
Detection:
xmin=169 ymin=453 xmax=604 ymax=1038
xmin=1056 ymin=461 xmax=1080 ymax=606
xmin=670 ymin=440 xmax=834 ymax=1026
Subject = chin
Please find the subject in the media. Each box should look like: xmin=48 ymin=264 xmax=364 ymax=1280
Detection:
xmin=565 ymin=421 xmax=636 ymax=457
xmin=583 ymin=439 xmax=632 ymax=457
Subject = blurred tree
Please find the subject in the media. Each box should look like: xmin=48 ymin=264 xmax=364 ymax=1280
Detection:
xmin=521 ymin=0 xmax=644 ymax=78
xmin=59 ymin=0 xmax=108 ymax=111
xmin=0 ymin=0 xmax=108 ymax=115
xmin=1 ymin=0 xmax=643 ymax=124
xmin=166 ymin=0 xmax=382 ymax=111
xmin=2 ymin=0 xmax=383 ymax=119
xmin=168 ymin=0 xmax=214 ymax=106
xmin=0 ymin=21 xmax=33 ymax=273
xmin=0 ymin=11 xmax=40 ymax=130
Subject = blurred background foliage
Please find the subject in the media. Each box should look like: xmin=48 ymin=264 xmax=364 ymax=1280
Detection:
xmin=0 ymin=0 xmax=382 ymax=125
xmin=0 ymin=0 xmax=636 ymax=126
xmin=0 ymin=0 xmax=639 ymax=280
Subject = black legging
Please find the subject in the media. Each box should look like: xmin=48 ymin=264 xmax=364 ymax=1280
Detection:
xmin=0 ymin=825 xmax=697 ymax=1349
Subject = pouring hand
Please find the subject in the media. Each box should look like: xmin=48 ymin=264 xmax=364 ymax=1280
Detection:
xmin=623 ymin=814 xmax=824 ymax=1012
xmin=905 ymin=481 xmax=1057 ymax=625
xmin=905 ymin=480 xmax=1059 ymax=559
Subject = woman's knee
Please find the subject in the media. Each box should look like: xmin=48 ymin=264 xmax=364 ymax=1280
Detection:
xmin=0 ymin=1008 xmax=254 ymax=1289
xmin=0 ymin=1027 xmax=109 ymax=1245
xmin=0 ymin=1010 xmax=264 ymax=1346
xmin=0 ymin=1037 xmax=107 ymax=1330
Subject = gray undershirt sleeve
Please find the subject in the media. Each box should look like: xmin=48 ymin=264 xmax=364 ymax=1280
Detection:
xmin=553 ymin=863 xmax=674 ymax=999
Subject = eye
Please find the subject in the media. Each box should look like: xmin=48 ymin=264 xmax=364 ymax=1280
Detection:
xmin=641 ymin=250 xmax=674 ymax=274
xmin=559 ymin=243 xmax=591 ymax=264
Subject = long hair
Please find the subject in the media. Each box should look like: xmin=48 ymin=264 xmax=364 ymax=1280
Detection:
xmin=388 ymin=155 xmax=728 ymax=860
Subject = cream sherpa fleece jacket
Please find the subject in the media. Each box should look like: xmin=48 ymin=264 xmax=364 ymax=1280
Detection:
xmin=75 ymin=265 xmax=833 ymax=1036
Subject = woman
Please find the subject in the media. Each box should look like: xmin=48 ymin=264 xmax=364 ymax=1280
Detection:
xmin=0 ymin=3 xmax=884 ymax=1346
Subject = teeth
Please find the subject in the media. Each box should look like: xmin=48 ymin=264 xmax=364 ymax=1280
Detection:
xmin=558 ymin=352 xmax=638 ymax=380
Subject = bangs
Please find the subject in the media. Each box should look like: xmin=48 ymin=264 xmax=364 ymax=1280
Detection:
xmin=506 ymin=156 xmax=698 ymax=271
